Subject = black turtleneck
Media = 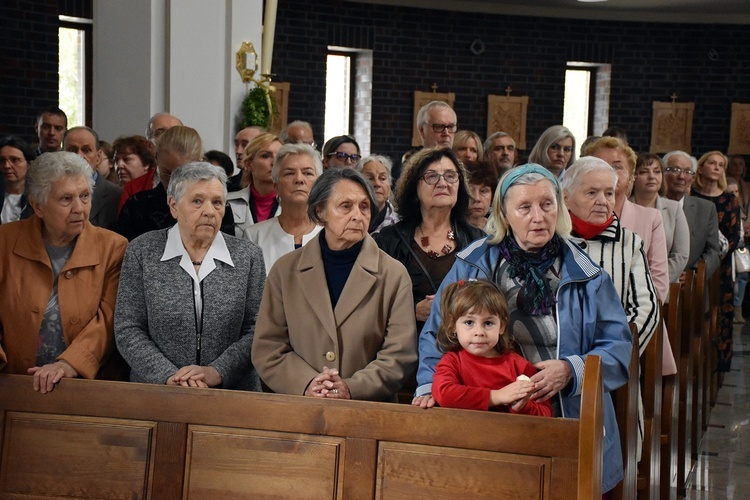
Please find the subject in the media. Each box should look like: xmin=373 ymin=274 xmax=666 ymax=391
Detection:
xmin=319 ymin=230 xmax=363 ymax=308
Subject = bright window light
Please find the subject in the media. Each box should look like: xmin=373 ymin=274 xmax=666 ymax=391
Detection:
xmin=59 ymin=27 xmax=85 ymax=126
xmin=324 ymin=54 xmax=351 ymax=142
xmin=563 ymin=69 xmax=591 ymax=149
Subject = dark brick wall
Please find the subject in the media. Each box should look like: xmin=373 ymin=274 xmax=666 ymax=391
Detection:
xmin=0 ymin=0 xmax=90 ymax=143
xmin=272 ymin=0 xmax=750 ymax=160
xmin=1 ymin=0 xmax=747 ymax=158
xmin=0 ymin=0 xmax=60 ymax=143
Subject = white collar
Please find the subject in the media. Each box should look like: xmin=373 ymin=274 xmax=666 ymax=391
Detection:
xmin=161 ymin=224 xmax=234 ymax=280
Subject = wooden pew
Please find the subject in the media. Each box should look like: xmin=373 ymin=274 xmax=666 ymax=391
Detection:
xmin=0 ymin=356 xmax=605 ymax=500
xmin=676 ymin=268 xmax=696 ymax=496
xmin=612 ymin=323 xmax=639 ymax=500
xmin=660 ymin=281 xmax=683 ymax=500
xmin=637 ymin=306 xmax=663 ymax=500
xmin=707 ymin=267 xmax=721 ymax=408
xmin=690 ymin=260 xmax=707 ymax=460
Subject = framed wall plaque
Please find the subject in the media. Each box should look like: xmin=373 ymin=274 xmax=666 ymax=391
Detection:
xmin=729 ymin=103 xmax=750 ymax=155
xmin=412 ymin=90 xmax=455 ymax=147
xmin=650 ymin=101 xmax=694 ymax=154
xmin=487 ymin=94 xmax=529 ymax=150
xmin=269 ymin=82 xmax=289 ymax=136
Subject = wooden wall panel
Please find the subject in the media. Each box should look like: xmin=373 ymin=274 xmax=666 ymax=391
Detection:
xmin=375 ymin=441 xmax=548 ymax=499
xmin=184 ymin=425 xmax=344 ymax=499
xmin=0 ymin=412 xmax=156 ymax=499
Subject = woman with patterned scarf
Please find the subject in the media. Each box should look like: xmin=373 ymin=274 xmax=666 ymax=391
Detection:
xmin=413 ymin=163 xmax=633 ymax=495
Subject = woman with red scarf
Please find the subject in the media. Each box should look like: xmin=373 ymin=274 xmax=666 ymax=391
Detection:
xmin=561 ymin=156 xmax=660 ymax=461
xmin=561 ymin=155 xmax=659 ymax=359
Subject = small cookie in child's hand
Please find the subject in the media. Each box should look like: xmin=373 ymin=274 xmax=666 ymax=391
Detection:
xmin=516 ymin=374 xmax=531 ymax=381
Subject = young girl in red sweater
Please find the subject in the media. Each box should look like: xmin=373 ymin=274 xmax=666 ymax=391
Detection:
xmin=432 ymin=279 xmax=552 ymax=416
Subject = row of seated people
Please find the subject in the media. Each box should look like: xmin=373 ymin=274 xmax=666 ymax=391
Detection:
xmin=0 ymin=102 xmax=741 ymax=496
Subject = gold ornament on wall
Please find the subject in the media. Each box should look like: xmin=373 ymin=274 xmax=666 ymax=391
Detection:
xmin=235 ymin=42 xmax=259 ymax=84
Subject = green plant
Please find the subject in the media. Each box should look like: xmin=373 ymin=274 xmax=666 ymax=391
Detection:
xmin=241 ymin=87 xmax=272 ymax=129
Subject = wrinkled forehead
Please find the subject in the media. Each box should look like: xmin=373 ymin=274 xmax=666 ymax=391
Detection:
xmin=428 ymin=107 xmax=456 ymax=123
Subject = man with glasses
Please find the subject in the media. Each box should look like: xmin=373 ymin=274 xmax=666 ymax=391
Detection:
xmin=663 ymin=150 xmax=720 ymax=274
xmin=417 ymin=101 xmax=457 ymax=148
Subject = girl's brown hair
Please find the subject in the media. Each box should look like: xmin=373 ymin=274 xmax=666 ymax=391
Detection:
xmin=436 ymin=279 xmax=512 ymax=354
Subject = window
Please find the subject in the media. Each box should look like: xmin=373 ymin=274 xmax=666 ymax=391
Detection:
xmin=563 ymin=63 xmax=611 ymax=147
xmin=324 ymin=53 xmax=352 ymax=141
xmin=324 ymin=48 xmax=373 ymax=155
xmin=563 ymin=66 xmax=594 ymax=148
xmin=59 ymin=16 xmax=93 ymax=127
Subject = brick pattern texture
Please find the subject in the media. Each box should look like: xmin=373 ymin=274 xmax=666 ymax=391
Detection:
xmin=2 ymin=0 xmax=748 ymax=160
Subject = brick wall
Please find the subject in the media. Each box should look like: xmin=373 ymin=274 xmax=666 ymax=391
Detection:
xmin=0 ymin=0 xmax=60 ymax=143
xmin=1 ymin=1 xmax=748 ymax=159
xmin=272 ymin=0 xmax=750 ymax=160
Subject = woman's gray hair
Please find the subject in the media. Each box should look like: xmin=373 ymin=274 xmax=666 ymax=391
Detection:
xmin=308 ymin=168 xmax=378 ymax=225
xmin=357 ymin=155 xmax=393 ymax=174
xmin=167 ymin=161 xmax=228 ymax=203
xmin=559 ymin=156 xmax=617 ymax=196
xmin=486 ymin=171 xmax=572 ymax=244
xmin=662 ymin=150 xmax=698 ymax=173
xmin=26 ymin=151 xmax=94 ymax=205
xmin=528 ymin=125 xmax=577 ymax=170
xmin=272 ymin=143 xmax=323 ymax=183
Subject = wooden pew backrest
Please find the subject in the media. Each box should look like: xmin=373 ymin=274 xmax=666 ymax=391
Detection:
xmin=0 ymin=356 xmax=605 ymax=500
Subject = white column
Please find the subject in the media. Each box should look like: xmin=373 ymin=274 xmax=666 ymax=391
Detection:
xmin=93 ymin=0 xmax=263 ymax=157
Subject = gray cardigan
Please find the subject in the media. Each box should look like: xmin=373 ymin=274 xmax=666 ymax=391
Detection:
xmin=115 ymin=228 xmax=265 ymax=390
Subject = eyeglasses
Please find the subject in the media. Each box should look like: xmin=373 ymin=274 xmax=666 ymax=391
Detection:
xmin=549 ymin=143 xmax=573 ymax=154
xmin=327 ymin=152 xmax=361 ymax=163
xmin=0 ymin=156 xmax=26 ymax=167
xmin=421 ymin=170 xmax=460 ymax=185
xmin=664 ymin=167 xmax=694 ymax=176
xmin=426 ymin=123 xmax=457 ymax=133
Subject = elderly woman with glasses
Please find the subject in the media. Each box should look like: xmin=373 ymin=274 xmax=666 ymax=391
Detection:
xmin=375 ymin=147 xmax=485 ymax=335
xmin=115 ymin=162 xmax=265 ymax=390
xmin=0 ymin=135 xmax=35 ymax=224
xmin=528 ymin=125 xmax=577 ymax=177
xmin=322 ymin=135 xmax=361 ymax=169
xmin=415 ymin=163 xmax=632 ymax=495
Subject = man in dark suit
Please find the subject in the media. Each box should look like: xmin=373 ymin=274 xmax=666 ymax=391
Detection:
xmin=663 ymin=150 xmax=721 ymax=278
xmin=63 ymin=127 xmax=122 ymax=230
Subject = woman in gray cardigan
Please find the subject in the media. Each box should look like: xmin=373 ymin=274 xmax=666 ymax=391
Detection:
xmin=115 ymin=162 xmax=265 ymax=390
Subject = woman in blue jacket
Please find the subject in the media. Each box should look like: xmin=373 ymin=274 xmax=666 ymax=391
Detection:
xmin=414 ymin=164 xmax=632 ymax=495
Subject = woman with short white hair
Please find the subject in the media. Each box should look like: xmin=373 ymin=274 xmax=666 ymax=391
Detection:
xmin=0 ymin=151 xmax=127 ymax=393
xmin=245 ymin=143 xmax=324 ymax=274
xmin=115 ymin=162 xmax=265 ymax=390
xmin=358 ymin=154 xmax=399 ymax=235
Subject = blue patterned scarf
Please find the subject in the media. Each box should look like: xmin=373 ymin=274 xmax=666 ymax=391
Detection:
xmin=497 ymin=233 xmax=562 ymax=316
